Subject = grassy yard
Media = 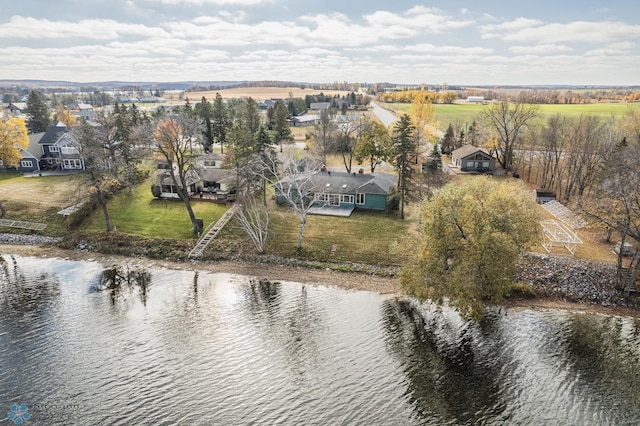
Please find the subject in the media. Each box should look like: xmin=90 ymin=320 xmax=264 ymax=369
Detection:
xmin=385 ymin=102 xmax=635 ymax=132
xmin=261 ymin=204 xmax=412 ymax=266
xmin=0 ymin=172 xmax=82 ymax=236
xmin=80 ymin=179 xmax=228 ymax=239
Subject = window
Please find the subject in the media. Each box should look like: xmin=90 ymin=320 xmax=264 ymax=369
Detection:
xmin=356 ymin=193 xmax=365 ymax=205
xmin=204 ymin=160 xmax=216 ymax=167
xmin=60 ymin=146 xmax=79 ymax=155
xmin=20 ymin=160 xmax=33 ymax=168
xmin=340 ymin=195 xmax=354 ymax=204
xmin=63 ymin=159 xmax=82 ymax=169
xmin=49 ymin=146 xmax=60 ymax=153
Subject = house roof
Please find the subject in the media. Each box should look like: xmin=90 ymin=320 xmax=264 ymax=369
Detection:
xmin=198 ymin=167 xmax=235 ymax=184
xmin=38 ymin=124 xmax=70 ymax=145
xmin=199 ymin=152 xmax=226 ymax=162
xmin=308 ymin=171 xmax=396 ymax=195
xmin=159 ymin=166 xmax=235 ymax=187
xmin=451 ymin=145 xmax=492 ymax=159
xmin=310 ymin=102 xmax=331 ymax=109
xmin=25 ymin=132 xmax=45 ymax=158
xmin=9 ymin=102 xmax=27 ymax=111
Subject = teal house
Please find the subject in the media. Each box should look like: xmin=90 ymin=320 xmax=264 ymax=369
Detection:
xmin=276 ymin=170 xmax=396 ymax=217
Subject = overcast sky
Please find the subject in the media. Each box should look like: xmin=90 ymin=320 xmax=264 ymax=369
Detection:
xmin=1 ymin=0 xmax=639 ymax=85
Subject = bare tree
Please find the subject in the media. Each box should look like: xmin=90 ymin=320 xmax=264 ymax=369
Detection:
xmin=482 ymin=99 xmax=539 ymax=171
xmin=311 ymin=108 xmax=336 ymax=163
xmin=560 ymin=115 xmax=607 ymax=203
xmin=152 ymin=112 xmax=204 ymax=234
xmin=334 ymin=119 xmax=364 ymax=173
xmin=580 ymin=142 xmax=640 ymax=290
xmin=234 ymin=193 xmax=269 ymax=254
xmin=259 ymin=151 xmax=323 ymax=250
xmin=536 ymin=114 xmax=567 ymax=190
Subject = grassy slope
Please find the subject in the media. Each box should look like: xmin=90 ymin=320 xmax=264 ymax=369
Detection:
xmin=80 ymin=180 xmax=228 ymax=239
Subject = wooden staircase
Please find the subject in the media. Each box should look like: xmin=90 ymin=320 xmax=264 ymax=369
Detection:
xmin=188 ymin=204 xmax=240 ymax=259
xmin=0 ymin=219 xmax=47 ymax=231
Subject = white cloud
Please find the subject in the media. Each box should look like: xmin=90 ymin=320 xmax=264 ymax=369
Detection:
xmin=364 ymin=6 xmax=474 ymax=33
xmin=509 ymin=44 xmax=573 ymax=54
xmin=141 ymin=0 xmax=272 ymax=5
xmin=487 ymin=20 xmax=640 ymax=44
xmin=0 ymin=15 xmax=170 ymax=39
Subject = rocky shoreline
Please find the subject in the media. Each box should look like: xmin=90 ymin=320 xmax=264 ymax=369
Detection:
xmin=0 ymin=233 xmax=63 ymax=246
xmin=515 ymin=254 xmax=633 ymax=308
xmin=0 ymin=236 xmax=637 ymax=315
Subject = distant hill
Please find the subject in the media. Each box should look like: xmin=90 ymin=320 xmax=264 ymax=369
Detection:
xmin=0 ymin=80 xmax=249 ymax=91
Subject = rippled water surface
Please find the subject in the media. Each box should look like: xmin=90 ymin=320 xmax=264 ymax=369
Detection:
xmin=1 ymin=254 xmax=640 ymax=425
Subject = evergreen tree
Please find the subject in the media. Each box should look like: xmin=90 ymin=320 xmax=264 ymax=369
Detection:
xmin=457 ymin=129 xmax=465 ymax=149
xmin=441 ymin=123 xmax=455 ymax=154
xmin=427 ymin=142 xmax=442 ymax=171
xmin=273 ymin=101 xmax=292 ymax=152
xmin=212 ymin=93 xmax=229 ymax=153
xmin=391 ymin=114 xmax=416 ymax=220
xmin=195 ymin=96 xmax=214 ymax=152
xmin=25 ymin=90 xmax=51 ymax=133
xmin=468 ymin=120 xmax=478 ymax=146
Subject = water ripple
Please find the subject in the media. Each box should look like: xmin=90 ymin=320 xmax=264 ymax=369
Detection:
xmin=1 ymin=255 xmax=640 ymax=425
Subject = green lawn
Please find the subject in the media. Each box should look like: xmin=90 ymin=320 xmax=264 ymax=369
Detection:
xmin=81 ymin=180 xmax=229 ymax=239
xmin=263 ymin=204 xmax=412 ymax=266
xmin=385 ymin=102 xmax=635 ymax=132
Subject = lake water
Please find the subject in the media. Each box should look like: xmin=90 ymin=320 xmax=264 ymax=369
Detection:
xmin=1 ymin=254 xmax=640 ymax=425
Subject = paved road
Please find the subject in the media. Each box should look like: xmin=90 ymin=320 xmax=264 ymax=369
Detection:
xmin=370 ymin=101 xmax=398 ymax=127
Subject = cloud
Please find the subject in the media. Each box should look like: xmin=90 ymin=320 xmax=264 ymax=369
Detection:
xmin=480 ymin=17 xmax=543 ymax=38
xmin=585 ymin=41 xmax=637 ymax=56
xmin=483 ymin=19 xmax=640 ymax=44
xmin=141 ymin=0 xmax=272 ymax=5
xmin=0 ymin=15 xmax=169 ymax=39
xmin=364 ymin=6 xmax=474 ymax=33
xmin=509 ymin=44 xmax=573 ymax=54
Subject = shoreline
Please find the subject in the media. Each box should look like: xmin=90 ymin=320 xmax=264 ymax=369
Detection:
xmin=2 ymin=243 xmax=639 ymax=319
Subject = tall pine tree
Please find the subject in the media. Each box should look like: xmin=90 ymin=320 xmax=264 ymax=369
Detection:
xmin=25 ymin=90 xmax=52 ymax=133
xmin=391 ymin=114 xmax=416 ymax=220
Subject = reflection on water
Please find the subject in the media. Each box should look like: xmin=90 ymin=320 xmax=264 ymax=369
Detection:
xmin=95 ymin=264 xmax=151 ymax=306
xmin=381 ymin=300 xmax=505 ymax=424
xmin=1 ymin=254 xmax=640 ymax=425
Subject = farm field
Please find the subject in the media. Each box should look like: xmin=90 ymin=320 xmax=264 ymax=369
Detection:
xmin=384 ymin=102 xmax=636 ymax=131
xmin=166 ymin=87 xmax=351 ymax=102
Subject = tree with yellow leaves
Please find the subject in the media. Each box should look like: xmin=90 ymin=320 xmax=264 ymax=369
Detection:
xmin=54 ymin=105 xmax=78 ymax=127
xmin=402 ymin=177 xmax=540 ymax=320
xmin=0 ymin=116 xmax=29 ymax=168
xmin=407 ymin=92 xmax=439 ymax=153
